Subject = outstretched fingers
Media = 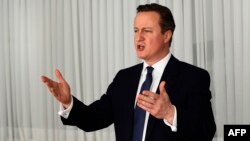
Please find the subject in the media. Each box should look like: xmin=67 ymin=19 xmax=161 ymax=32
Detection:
xmin=55 ymin=69 xmax=65 ymax=83
xmin=41 ymin=75 xmax=60 ymax=96
xmin=41 ymin=76 xmax=55 ymax=87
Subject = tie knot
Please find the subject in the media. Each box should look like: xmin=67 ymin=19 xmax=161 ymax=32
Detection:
xmin=146 ymin=66 xmax=154 ymax=74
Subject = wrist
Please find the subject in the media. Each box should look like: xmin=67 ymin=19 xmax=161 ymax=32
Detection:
xmin=62 ymin=96 xmax=72 ymax=109
xmin=164 ymin=104 xmax=175 ymax=125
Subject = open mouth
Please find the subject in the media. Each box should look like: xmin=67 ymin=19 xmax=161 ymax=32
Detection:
xmin=137 ymin=44 xmax=145 ymax=51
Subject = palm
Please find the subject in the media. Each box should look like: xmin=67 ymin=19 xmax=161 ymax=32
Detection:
xmin=54 ymin=80 xmax=70 ymax=103
xmin=41 ymin=69 xmax=71 ymax=106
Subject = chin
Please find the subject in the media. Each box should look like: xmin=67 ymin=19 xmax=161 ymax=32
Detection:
xmin=136 ymin=52 xmax=147 ymax=59
xmin=136 ymin=54 xmax=146 ymax=60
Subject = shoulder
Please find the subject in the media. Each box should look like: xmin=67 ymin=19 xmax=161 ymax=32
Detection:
xmin=116 ymin=63 xmax=143 ymax=76
xmin=180 ymin=62 xmax=210 ymax=87
xmin=179 ymin=61 xmax=209 ymax=78
xmin=111 ymin=63 xmax=143 ymax=82
xmin=170 ymin=55 xmax=210 ymax=79
xmin=173 ymin=58 xmax=210 ymax=88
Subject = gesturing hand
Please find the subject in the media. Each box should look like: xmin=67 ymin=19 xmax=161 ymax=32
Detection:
xmin=41 ymin=69 xmax=72 ymax=108
xmin=136 ymin=81 xmax=175 ymax=124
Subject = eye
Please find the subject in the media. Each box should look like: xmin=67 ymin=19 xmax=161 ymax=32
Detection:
xmin=134 ymin=29 xmax=138 ymax=33
xmin=144 ymin=29 xmax=152 ymax=33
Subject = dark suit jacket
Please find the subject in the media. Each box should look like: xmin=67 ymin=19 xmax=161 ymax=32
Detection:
xmin=61 ymin=55 xmax=216 ymax=141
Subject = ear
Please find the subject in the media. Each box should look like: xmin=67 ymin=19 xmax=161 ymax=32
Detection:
xmin=163 ymin=30 xmax=172 ymax=44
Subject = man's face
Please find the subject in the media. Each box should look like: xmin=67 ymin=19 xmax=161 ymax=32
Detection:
xmin=134 ymin=11 xmax=171 ymax=65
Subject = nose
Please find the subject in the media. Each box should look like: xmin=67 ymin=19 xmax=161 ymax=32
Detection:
xmin=135 ymin=31 xmax=145 ymax=42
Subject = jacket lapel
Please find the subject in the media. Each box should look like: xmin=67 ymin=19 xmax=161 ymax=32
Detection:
xmin=126 ymin=63 xmax=144 ymax=140
xmin=145 ymin=55 xmax=180 ymax=140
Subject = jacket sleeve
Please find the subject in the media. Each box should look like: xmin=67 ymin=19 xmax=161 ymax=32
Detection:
xmin=60 ymin=77 xmax=118 ymax=132
xmin=176 ymin=70 xmax=216 ymax=141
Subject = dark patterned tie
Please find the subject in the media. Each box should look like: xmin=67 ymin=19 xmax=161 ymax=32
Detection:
xmin=132 ymin=66 xmax=154 ymax=141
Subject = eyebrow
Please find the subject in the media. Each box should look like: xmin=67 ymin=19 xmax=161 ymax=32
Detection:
xmin=134 ymin=27 xmax=153 ymax=30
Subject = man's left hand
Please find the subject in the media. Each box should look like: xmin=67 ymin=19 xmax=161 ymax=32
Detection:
xmin=137 ymin=81 xmax=175 ymax=124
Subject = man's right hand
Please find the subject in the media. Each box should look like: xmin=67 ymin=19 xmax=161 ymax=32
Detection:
xmin=41 ymin=69 xmax=72 ymax=108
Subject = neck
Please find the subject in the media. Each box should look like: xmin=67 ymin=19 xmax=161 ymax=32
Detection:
xmin=145 ymin=51 xmax=169 ymax=66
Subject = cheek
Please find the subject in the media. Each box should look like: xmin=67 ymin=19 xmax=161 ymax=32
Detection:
xmin=147 ymin=37 xmax=163 ymax=47
xmin=146 ymin=36 xmax=156 ymax=45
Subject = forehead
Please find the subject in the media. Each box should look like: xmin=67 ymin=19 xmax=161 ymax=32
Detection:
xmin=134 ymin=11 xmax=160 ymax=27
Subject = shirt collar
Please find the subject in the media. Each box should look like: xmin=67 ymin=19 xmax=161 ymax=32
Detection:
xmin=142 ymin=52 xmax=171 ymax=73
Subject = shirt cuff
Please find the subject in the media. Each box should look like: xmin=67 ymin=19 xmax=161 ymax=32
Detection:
xmin=57 ymin=96 xmax=73 ymax=119
xmin=163 ymin=105 xmax=177 ymax=132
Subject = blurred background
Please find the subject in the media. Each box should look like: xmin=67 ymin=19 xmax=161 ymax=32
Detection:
xmin=0 ymin=0 xmax=250 ymax=141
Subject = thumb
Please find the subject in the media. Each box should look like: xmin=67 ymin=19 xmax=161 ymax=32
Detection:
xmin=55 ymin=69 xmax=65 ymax=83
xmin=159 ymin=81 xmax=167 ymax=96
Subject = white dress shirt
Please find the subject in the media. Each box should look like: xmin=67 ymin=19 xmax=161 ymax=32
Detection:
xmin=58 ymin=53 xmax=177 ymax=141
xmin=136 ymin=53 xmax=177 ymax=141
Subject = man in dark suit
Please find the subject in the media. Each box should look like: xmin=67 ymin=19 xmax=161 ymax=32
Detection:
xmin=41 ymin=3 xmax=216 ymax=141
